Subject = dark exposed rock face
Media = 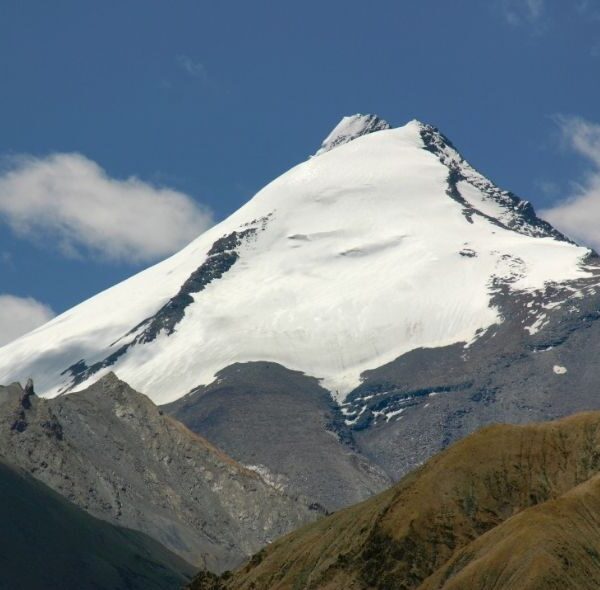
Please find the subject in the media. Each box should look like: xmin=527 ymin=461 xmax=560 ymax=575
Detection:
xmin=340 ymin=263 xmax=600 ymax=480
xmin=22 ymin=377 xmax=35 ymax=404
xmin=315 ymin=113 xmax=391 ymax=155
xmin=10 ymin=378 xmax=37 ymax=432
xmin=134 ymin=228 xmax=258 ymax=345
xmin=61 ymin=226 xmax=263 ymax=391
xmin=0 ymin=456 xmax=194 ymax=590
xmin=419 ymin=123 xmax=574 ymax=242
xmin=0 ymin=373 xmax=322 ymax=572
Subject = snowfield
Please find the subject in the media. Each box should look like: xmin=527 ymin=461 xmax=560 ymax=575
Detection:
xmin=0 ymin=116 xmax=591 ymax=403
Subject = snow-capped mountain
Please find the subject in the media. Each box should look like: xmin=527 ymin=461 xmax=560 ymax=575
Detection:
xmin=0 ymin=115 xmax=591 ymax=404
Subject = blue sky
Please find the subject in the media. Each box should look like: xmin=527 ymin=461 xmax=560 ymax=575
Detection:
xmin=0 ymin=0 xmax=599 ymax=342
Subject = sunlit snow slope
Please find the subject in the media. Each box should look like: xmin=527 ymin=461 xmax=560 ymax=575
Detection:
xmin=0 ymin=116 xmax=590 ymax=403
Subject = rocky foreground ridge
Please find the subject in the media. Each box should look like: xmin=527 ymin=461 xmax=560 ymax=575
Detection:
xmin=0 ymin=373 xmax=323 ymax=572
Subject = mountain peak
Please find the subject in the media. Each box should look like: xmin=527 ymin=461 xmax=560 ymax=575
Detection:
xmin=314 ymin=113 xmax=391 ymax=156
xmin=0 ymin=115 xmax=591 ymax=404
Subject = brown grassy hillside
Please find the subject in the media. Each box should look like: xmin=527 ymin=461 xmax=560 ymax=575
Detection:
xmin=420 ymin=473 xmax=600 ymax=590
xmin=187 ymin=411 xmax=600 ymax=590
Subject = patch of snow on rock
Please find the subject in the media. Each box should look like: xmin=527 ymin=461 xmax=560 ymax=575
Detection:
xmin=244 ymin=464 xmax=288 ymax=492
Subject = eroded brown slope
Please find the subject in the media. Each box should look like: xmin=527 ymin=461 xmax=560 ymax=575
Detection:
xmin=189 ymin=411 xmax=600 ymax=590
xmin=421 ymin=473 xmax=600 ymax=590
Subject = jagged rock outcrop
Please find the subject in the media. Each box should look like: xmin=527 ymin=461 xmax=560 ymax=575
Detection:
xmin=0 ymin=373 xmax=323 ymax=571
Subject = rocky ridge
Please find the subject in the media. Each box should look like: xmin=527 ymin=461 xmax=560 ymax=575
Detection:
xmin=0 ymin=373 xmax=323 ymax=571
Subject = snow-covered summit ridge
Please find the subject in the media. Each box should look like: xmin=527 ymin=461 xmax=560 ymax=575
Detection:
xmin=418 ymin=123 xmax=571 ymax=242
xmin=0 ymin=117 xmax=591 ymax=404
xmin=315 ymin=114 xmax=391 ymax=156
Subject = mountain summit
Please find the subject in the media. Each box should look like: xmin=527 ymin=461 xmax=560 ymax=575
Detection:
xmin=314 ymin=113 xmax=391 ymax=155
xmin=0 ymin=115 xmax=590 ymax=404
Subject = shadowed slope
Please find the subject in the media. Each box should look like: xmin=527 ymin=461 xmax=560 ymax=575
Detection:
xmin=0 ymin=458 xmax=193 ymax=590
xmin=187 ymin=411 xmax=600 ymax=590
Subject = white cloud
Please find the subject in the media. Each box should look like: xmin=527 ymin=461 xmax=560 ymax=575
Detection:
xmin=525 ymin=0 xmax=545 ymax=19
xmin=0 ymin=153 xmax=214 ymax=263
xmin=0 ymin=294 xmax=54 ymax=347
xmin=501 ymin=0 xmax=545 ymax=26
xmin=176 ymin=55 xmax=210 ymax=83
xmin=0 ymin=251 xmax=12 ymax=266
xmin=576 ymin=0 xmax=600 ymax=19
xmin=540 ymin=116 xmax=600 ymax=251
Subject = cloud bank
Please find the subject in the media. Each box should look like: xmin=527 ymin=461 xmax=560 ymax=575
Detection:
xmin=541 ymin=116 xmax=600 ymax=252
xmin=0 ymin=294 xmax=54 ymax=347
xmin=0 ymin=153 xmax=213 ymax=263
